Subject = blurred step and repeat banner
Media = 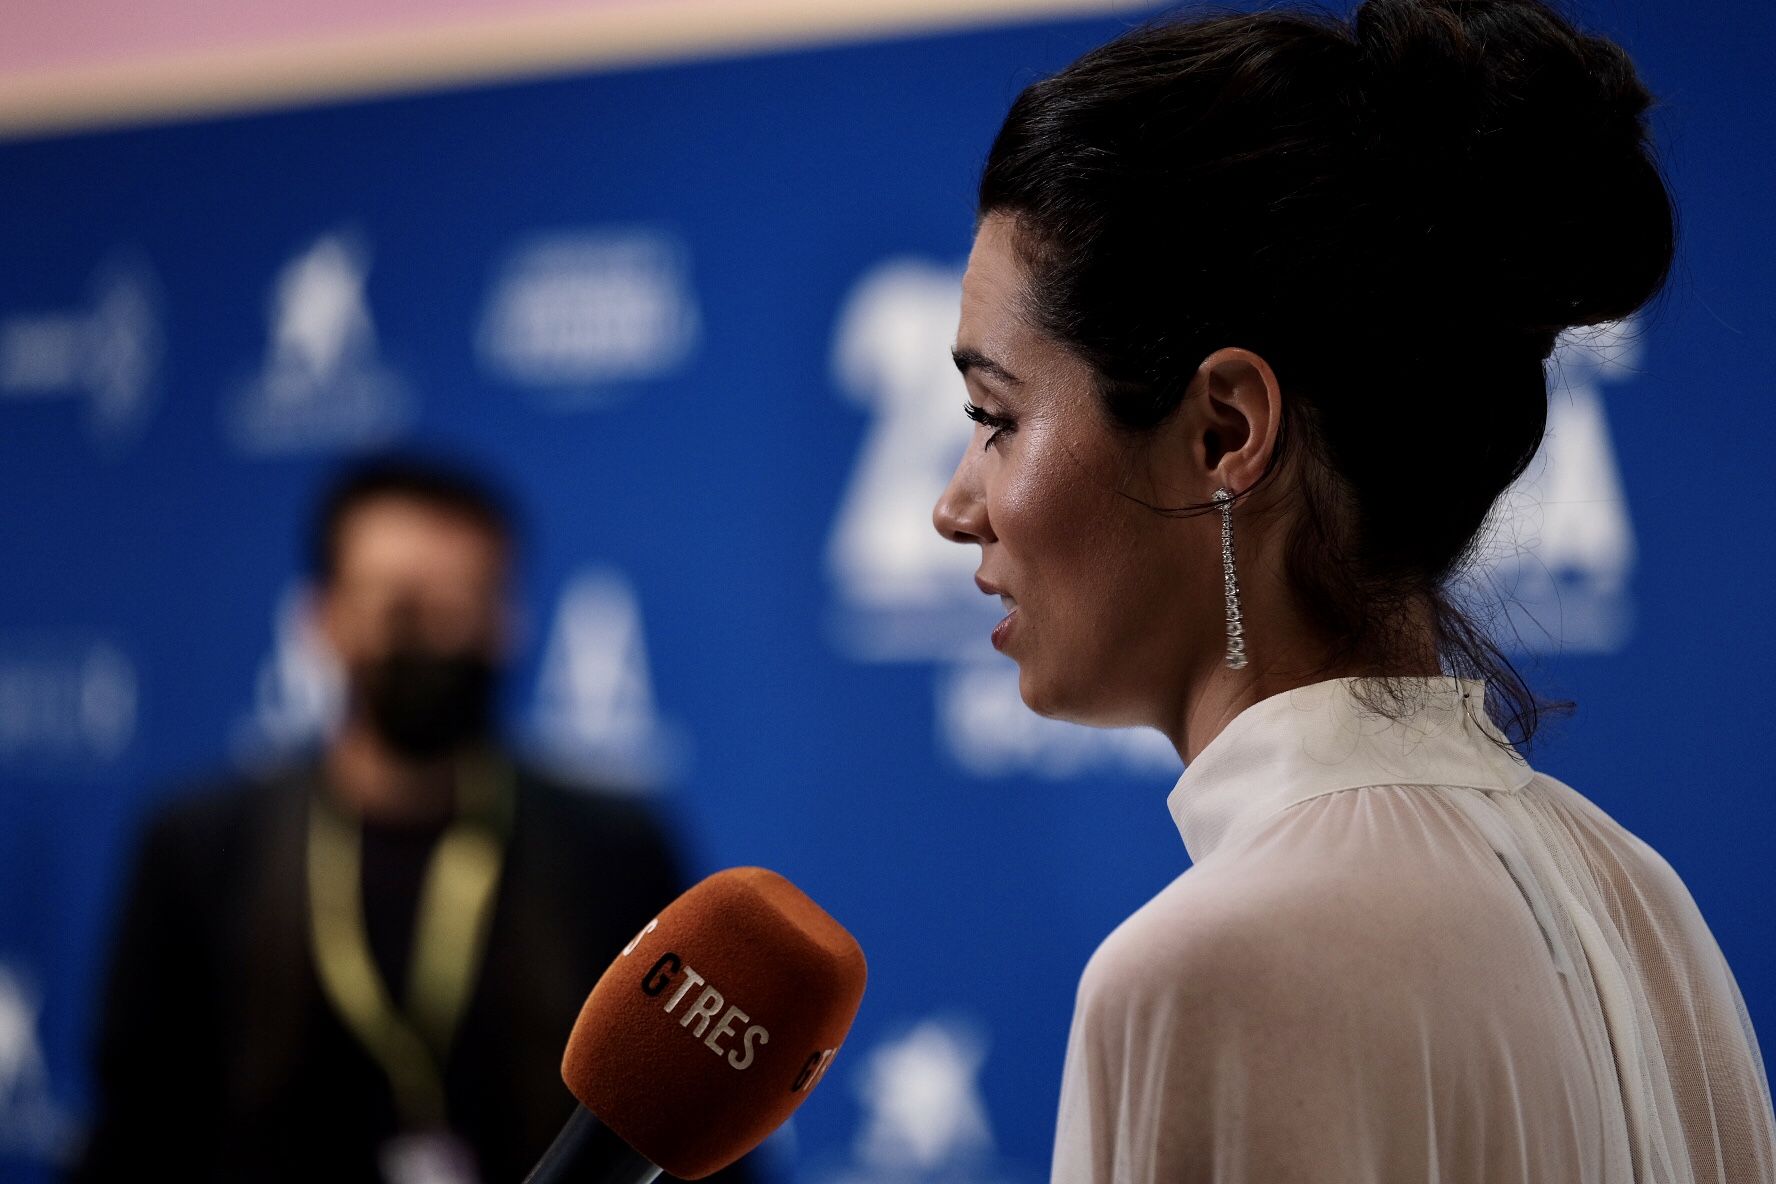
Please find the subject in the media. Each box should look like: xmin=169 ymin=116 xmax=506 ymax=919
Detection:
xmin=1 ymin=0 xmax=1771 ymax=1180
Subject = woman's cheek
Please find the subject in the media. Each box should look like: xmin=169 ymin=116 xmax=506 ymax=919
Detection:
xmin=989 ymin=458 xmax=1042 ymax=556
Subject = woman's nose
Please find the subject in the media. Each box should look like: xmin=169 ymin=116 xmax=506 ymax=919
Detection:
xmin=932 ymin=453 xmax=993 ymax=545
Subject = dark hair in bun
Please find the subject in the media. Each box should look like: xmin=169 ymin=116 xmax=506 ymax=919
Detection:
xmin=979 ymin=0 xmax=1676 ymax=747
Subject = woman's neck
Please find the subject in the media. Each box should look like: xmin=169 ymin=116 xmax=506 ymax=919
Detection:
xmin=1166 ymin=600 xmax=1442 ymax=765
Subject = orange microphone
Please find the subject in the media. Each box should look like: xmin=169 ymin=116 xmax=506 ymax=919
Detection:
xmin=525 ymin=867 xmax=868 ymax=1183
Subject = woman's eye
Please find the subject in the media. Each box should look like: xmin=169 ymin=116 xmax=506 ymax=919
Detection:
xmin=963 ymin=400 xmax=1015 ymax=450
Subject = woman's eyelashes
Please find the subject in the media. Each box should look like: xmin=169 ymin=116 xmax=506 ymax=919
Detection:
xmin=963 ymin=400 xmax=1016 ymax=450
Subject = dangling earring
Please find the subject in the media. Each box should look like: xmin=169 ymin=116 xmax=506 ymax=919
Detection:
xmin=1213 ymin=487 xmax=1248 ymax=670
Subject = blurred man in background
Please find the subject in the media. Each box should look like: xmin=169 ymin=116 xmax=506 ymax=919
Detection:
xmin=70 ymin=455 xmax=755 ymax=1184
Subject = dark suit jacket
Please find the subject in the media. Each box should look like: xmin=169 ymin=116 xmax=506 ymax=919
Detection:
xmin=70 ymin=754 xmax=762 ymax=1184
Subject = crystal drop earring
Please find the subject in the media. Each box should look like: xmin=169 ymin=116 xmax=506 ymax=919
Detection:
xmin=1213 ymin=487 xmax=1248 ymax=670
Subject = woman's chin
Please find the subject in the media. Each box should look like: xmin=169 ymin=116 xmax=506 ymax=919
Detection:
xmin=1016 ymin=665 xmax=1088 ymax=723
xmin=1018 ymin=664 xmax=1144 ymax=729
xmin=1014 ymin=664 xmax=1060 ymax=718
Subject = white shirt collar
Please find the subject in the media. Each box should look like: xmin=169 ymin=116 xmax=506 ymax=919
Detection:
xmin=1167 ymin=675 xmax=1535 ymax=863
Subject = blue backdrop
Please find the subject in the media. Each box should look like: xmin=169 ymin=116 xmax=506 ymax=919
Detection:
xmin=1 ymin=3 xmax=1772 ymax=1180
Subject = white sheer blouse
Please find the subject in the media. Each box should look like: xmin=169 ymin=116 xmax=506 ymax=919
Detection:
xmin=1051 ymin=675 xmax=1776 ymax=1183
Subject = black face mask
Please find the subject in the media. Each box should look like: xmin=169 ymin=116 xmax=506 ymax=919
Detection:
xmin=356 ymin=644 xmax=498 ymax=762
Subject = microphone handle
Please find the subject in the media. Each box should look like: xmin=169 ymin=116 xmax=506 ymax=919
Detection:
xmin=523 ymin=1104 xmax=664 ymax=1184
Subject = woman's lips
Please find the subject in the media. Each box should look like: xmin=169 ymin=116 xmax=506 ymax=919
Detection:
xmin=991 ymin=605 xmax=1018 ymax=651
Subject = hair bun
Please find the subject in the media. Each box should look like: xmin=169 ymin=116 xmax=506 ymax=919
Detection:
xmin=1348 ymin=0 xmax=1675 ymax=341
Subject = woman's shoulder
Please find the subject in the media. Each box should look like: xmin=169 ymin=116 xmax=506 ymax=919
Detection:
xmin=1077 ymin=785 xmax=1537 ymax=1024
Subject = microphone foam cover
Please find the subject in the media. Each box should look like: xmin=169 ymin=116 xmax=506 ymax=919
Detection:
xmin=562 ymin=867 xmax=866 ymax=1180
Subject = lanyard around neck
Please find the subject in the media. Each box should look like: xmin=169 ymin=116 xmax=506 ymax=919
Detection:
xmin=305 ymin=748 xmax=514 ymax=1129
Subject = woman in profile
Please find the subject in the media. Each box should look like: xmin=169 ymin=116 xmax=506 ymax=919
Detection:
xmin=932 ymin=1 xmax=1776 ymax=1180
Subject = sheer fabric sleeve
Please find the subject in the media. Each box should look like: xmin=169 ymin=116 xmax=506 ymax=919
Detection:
xmin=1058 ymin=673 xmax=1776 ymax=1184
xmin=1047 ymin=782 xmax=1771 ymax=1184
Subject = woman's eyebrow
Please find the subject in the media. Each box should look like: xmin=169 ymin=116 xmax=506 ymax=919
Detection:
xmin=951 ymin=345 xmax=1024 ymax=387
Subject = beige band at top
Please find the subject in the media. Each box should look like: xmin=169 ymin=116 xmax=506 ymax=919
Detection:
xmin=0 ymin=0 xmax=1153 ymax=142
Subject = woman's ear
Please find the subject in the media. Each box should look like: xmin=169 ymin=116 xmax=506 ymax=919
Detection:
xmin=1192 ymin=347 xmax=1282 ymax=496
xmin=1138 ymin=347 xmax=1282 ymax=507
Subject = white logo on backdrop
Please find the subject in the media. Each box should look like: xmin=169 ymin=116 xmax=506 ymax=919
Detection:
xmin=809 ymin=1016 xmax=1030 ymax=1183
xmin=226 ymin=230 xmax=411 ymax=453
xmin=1463 ymin=318 xmax=1642 ymax=653
xmin=0 ymin=636 xmax=136 ymax=771
xmin=528 ymin=567 xmax=686 ymax=788
xmin=0 ymin=963 xmax=76 ymax=1162
xmin=0 ymin=253 xmax=162 ymax=453
xmin=855 ymin=1019 xmax=994 ymax=1169
xmin=824 ymin=259 xmax=1175 ymax=777
xmin=826 ymin=259 xmax=981 ymax=655
xmin=476 ymin=230 xmax=699 ymax=399
xmin=232 ymin=583 xmax=345 ymax=760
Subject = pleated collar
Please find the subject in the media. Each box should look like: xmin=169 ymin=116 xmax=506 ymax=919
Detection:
xmin=1167 ymin=675 xmax=1536 ymax=863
